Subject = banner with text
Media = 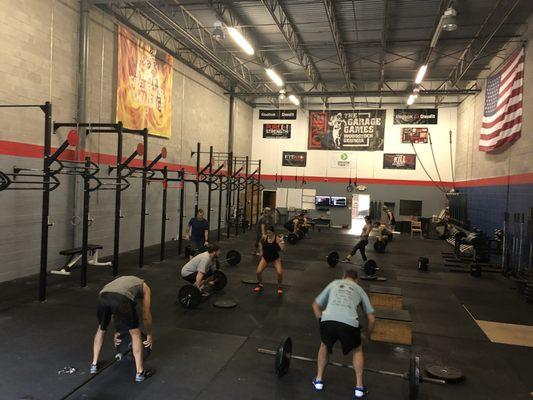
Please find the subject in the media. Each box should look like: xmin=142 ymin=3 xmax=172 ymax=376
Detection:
xmin=330 ymin=152 xmax=353 ymax=168
xmin=308 ymin=110 xmax=385 ymax=150
xmin=402 ymin=127 xmax=428 ymax=143
xmin=282 ymin=151 xmax=307 ymax=167
xmin=263 ymin=123 xmax=291 ymax=138
xmin=383 ymin=153 xmax=417 ymax=170
xmin=259 ymin=109 xmax=297 ymax=119
xmin=116 ymin=26 xmax=173 ymax=138
xmin=394 ymin=109 xmax=438 ymax=124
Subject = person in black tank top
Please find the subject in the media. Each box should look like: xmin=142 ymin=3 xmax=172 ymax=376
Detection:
xmin=254 ymin=226 xmax=286 ymax=295
xmin=383 ymin=206 xmax=396 ymax=231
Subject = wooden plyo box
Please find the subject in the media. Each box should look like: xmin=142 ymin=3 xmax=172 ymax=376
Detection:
xmin=371 ymin=308 xmax=412 ymax=345
xmin=369 ymin=285 xmax=403 ymax=310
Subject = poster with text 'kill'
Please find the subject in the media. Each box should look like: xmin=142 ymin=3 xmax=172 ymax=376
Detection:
xmin=308 ymin=110 xmax=385 ymax=150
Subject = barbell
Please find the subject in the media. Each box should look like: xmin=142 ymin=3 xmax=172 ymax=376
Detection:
xmin=257 ymin=337 xmax=457 ymax=400
xmin=326 ymin=251 xmax=379 ymax=276
xmin=185 ymin=246 xmax=242 ymax=267
xmin=178 ymin=270 xmax=228 ymax=309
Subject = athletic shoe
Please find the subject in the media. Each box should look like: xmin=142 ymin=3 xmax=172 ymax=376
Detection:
xmin=312 ymin=377 xmax=324 ymax=391
xmin=277 ymin=287 xmax=284 ymax=295
xmin=354 ymin=386 xmax=368 ymax=398
xmin=89 ymin=363 xmax=98 ymax=374
xmin=253 ymin=285 xmax=264 ymax=293
xmin=135 ymin=369 xmax=154 ymax=383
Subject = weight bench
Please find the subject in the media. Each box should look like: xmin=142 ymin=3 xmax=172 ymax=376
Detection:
xmin=369 ymin=285 xmax=403 ymax=310
xmin=371 ymin=308 xmax=412 ymax=345
xmin=51 ymin=244 xmax=112 ymax=276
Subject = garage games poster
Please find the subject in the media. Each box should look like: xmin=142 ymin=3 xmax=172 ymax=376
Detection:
xmin=308 ymin=110 xmax=386 ymax=150
xmin=116 ymin=26 xmax=174 ymax=138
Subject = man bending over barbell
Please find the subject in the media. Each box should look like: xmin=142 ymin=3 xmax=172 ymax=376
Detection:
xmin=180 ymin=244 xmax=221 ymax=291
xmin=312 ymin=268 xmax=375 ymax=398
xmin=374 ymin=221 xmax=393 ymax=242
xmin=91 ymin=276 xmax=154 ymax=383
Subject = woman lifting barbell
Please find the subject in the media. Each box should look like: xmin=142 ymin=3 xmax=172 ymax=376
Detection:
xmin=254 ymin=226 xmax=286 ymax=295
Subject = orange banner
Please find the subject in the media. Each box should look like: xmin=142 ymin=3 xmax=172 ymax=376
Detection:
xmin=116 ymin=26 xmax=173 ymax=138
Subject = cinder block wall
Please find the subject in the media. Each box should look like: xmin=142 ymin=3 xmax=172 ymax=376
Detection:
xmin=0 ymin=1 xmax=253 ymax=282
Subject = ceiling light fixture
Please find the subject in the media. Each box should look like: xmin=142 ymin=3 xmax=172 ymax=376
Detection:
xmin=415 ymin=65 xmax=427 ymax=84
xmin=407 ymin=94 xmax=415 ymax=105
xmin=265 ymin=68 xmax=284 ymax=87
xmin=212 ymin=20 xmax=225 ymax=40
xmin=289 ymin=94 xmax=300 ymax=106
xmin=227 ymin=27 xmax=254 ymax=55
xmin=442 ymin=7 xmax=458 ymax=32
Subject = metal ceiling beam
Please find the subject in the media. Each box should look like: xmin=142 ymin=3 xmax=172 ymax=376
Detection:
xmin=228 ymin=89 xmax=480 ymax=98
xmin=259 ymin=0 xmax=327 ymax=93
xmin=322 ymin=0 xmax=355 ymax=91
xmin=378 ymin=0 xmax=389 ymax=98
xmin=435 ymin=0 xmax=522 ymax=105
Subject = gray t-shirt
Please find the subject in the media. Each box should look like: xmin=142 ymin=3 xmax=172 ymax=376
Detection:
xmin=181 ymin=251 xmax=215 ymax=277
xmin=315 ymin=279 xmax=374 ymax=328
xmin=100 ymin=276 xmax=144 ymax=302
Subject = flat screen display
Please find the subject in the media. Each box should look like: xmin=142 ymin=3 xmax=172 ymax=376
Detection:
xmin=331 ymin=196 xmax=347 ymax=207
xmin=315 ymin=196 xmax=331 ymax=206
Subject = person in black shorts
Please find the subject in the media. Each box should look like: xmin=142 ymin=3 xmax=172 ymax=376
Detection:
xmin=312 ymin=269 xmax=375 ymax=398
xmin=345 ymin=216 xmax=372 ymax=263
xmin=383 ymin=206 xmax=396 ymax=232
xmin=184 ymin=209 xmax=209 ymax=259
xmin=92 ymin=276 xmax=153 ymax=383
xmin=254 ymin=226 xmax=286 ymax=295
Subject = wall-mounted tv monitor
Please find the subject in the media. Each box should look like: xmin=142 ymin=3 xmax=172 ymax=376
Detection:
xmin=331 ymin=196 xmax=347 ymax=207
xmin=315 ymin=196 xmax=331 ymax=206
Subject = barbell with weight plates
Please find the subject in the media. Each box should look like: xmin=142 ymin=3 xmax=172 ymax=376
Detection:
xmin=374 ymin=240 xmax=387 ymax=253
xmin=178 ymin=270 xmax=227 ymax=309
xmin=257 ymin=337 xmax=458 ymax=400
xmin=185 ymin=246 xmax=241 ymax=267
xmin=326 ymin=251 xmax=379 ymax=276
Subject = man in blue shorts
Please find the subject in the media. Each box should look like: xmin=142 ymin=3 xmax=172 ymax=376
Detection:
xmin=311 ymin=268 xmax=375 ymax=398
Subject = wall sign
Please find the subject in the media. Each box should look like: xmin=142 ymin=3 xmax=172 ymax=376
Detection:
xmin=282 ymin=151 xmax=307 ymax=167
xmin=259 ymin=109 xmax=297 ymax=120
xmin=263 ymin=123 xmax=291 ymax=138
xmin=330 ymin=152 xmax=352 ymax=168
xmin=308 ymin=110 xmax=386 ymax=151
xmin=402 ymin=127 xmax=428 ymax=143
xmin=394 ymin=109 xmax=438 ymax=124
xmin=383 ymin=153 xmax=417 ymax=170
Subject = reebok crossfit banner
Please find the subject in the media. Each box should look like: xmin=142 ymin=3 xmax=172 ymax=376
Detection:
xmin=259 ymin=109 xmax=297 ymax=119
xmin=282 ymin=151 xmax=307 ymax=167
xmin=383 ymin=153 xmax=416 ymax=170
xmin=401 ymin=127 xmax=428 ymax=143
xmin=263 ymin=123 xmax=291 ymax=138
xmin=116 ymin=26 xmax=173 ymax=138
xmin=393 ymin=109 xmax=438 ymax=124
xmin=308 ymin=110 xmax=386 ymax=150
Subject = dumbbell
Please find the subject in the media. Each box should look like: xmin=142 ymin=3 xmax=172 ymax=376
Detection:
xmin=178 ymin=270 xmax=228 ymax=309
xmin=115 ymin=331 xmax=151 ymax=361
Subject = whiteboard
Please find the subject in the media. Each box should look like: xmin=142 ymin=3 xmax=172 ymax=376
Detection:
xmin=276 ymin=188 xmax=288 ymax=208
xmin=302 ymin=188 xmax=316 ymax=210
xmin=287 ymin=189 xmax=303 ymax=209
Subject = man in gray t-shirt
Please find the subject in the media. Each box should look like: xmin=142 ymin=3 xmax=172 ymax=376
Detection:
xmin=311 ymin=269 xmax=375 ymax=398
xmin=92 ymin=276 xmax=153 ymax=383
xmin=181 ymin=244 xmax=221 ymax=288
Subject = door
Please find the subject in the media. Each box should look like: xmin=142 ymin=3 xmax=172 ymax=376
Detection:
xmin=350 ymin=194 xmax=370 ymax=234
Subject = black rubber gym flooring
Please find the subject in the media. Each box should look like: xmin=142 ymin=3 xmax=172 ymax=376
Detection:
xmin=1 ymin=228 xmax=532 ymax=400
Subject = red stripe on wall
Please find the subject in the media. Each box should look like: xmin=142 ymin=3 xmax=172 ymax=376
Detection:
xmin=2 ymin=140 xmax=533 ymax=187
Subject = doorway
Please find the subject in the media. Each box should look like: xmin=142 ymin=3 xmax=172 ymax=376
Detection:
xmin=350 ymin=194 xmax=370 ymax=234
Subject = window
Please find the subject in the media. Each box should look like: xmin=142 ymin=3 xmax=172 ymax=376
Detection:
xmin=399 ymin=200 xmax=422 ymax=216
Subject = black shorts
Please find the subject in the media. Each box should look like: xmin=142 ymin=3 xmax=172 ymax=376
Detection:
xmin=97 ymin=292 xmax=139 ymax=332
xmin=320 ymin=320 xmax=361 ymax=355
xmin=182 ymin=269 xmax=214 ymax=284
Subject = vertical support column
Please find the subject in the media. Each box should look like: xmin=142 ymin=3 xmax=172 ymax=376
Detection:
xmin=217 ymin=175 xmax=223 ymax=242
xmin=80 ymin=157 xmax=91 ymax=287
xmin=226 ymin=152 xmax=233 ymax=239
xmin=160 ymin=166 xmax=168 ymax=261
xmin=139 ymin=128 xmax=148 ymax=268
xmin=195 ymin=142 xmax=200 ymax=216
xmin=243 ymin=156 xmax=249 ymax=230
xmin=249 ymin=171 xmax=255 ymax=231
xmin=112 ymin=123 xmax=123 ymax=276
xmin=38 ymin=101 xmax=52 ymax=301
xmin=206 ymin=146 xmax=213 ymax=238
xmin=256 ymin=160 xmax=261 ymax=225
xmin=178 ymin=169 xmax=185 ymax=255
xmin=235 ymin=159 xmax=241 ymax=236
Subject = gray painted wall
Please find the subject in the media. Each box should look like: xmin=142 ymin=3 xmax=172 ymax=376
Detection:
xmin=0 ymin=1 xmax=252 ymax=282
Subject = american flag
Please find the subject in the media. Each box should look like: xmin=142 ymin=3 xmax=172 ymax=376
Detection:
xmin=479 ymin=47 xmax=524 ymax=152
